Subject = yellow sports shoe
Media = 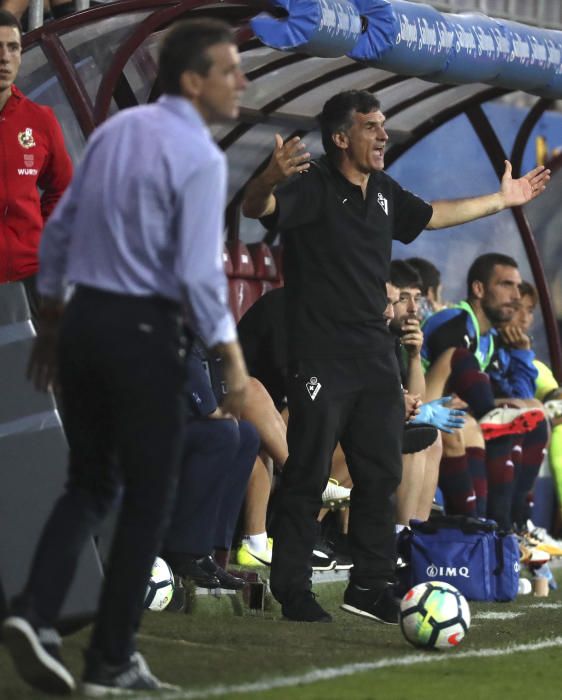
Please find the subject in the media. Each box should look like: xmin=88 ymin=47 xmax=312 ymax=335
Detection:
xmin=235 ymin=538 xmax=272 ymax=567
xmin=524 ymin=520 xmax=562 ymax=557
xmin=518 ymin=535 xmax=551 ymax=567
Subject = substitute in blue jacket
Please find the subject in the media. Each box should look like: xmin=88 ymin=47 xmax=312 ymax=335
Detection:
xmin=487 ymin=283 xmax=550 ymax=529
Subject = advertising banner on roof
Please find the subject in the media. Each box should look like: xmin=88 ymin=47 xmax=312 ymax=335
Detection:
xmin=251 ymin=0 xmax=363 ymax=57
xmin=251 ymin=0 xmax=562 ymax=99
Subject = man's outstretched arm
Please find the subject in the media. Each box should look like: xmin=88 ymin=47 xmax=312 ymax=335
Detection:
xmin=427 ymin=161 xmax=550 ymax=230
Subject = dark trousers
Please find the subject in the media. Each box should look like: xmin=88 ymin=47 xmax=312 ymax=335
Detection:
xmin=164 ymin=418 xmax=258 ymax=555
xmin=0 ymin=578 xmax=6 ymax=621
xmin=21 ymin=274 xmax=40 ymax=325
xmin=19 ymin=287 xmax=188 ymax=664
xmin=270 ymin=354 xmax=404 ymax=603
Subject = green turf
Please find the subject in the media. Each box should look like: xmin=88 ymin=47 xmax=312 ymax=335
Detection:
xmin=1 ymin=573 xmax=561 ymax=699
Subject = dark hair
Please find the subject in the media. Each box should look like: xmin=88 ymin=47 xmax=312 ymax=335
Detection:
xmin=405 ymin=257 xmax=440 ymax=296
xmin=466 ymin=253 xmax=518 ymax=298
xmin=0 ymin=8 xmax=22 ymax=39
xmin=519 ymin=280 xmax=538 ymax=306
xmin=158 ymin=18 xmax=235 ymax=95
xmin=319 ymin=90 xmax=380 ymax=160
xmin=390 ymin=260 xmax=423 ymax=290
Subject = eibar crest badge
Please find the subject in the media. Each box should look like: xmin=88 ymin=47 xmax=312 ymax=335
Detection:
xmin=18 ymin=128 xmax=36 ymax=149
xmin=377 ymin=192 xmax=388 ymax=215
xmin=305 ymin=376 xmax=322 ymax=401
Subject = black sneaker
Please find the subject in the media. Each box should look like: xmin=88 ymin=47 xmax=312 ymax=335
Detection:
xmin=341 ymin=584 xmax=399 ymax=624
xmin=82 ymin=651 xmax=178 ymax=696
xmin=311 ymin=538 xmax=337 ymax=571
xmin=197 ymin=555 xmax=246 ymax=591
xmin=333 ymin=551 xmax=353 ymax=571
xmin=328 ymin=533 xmax=353 ymax=570
xmin=2 ymin=616 xmax=76 ymax=694
xmin=167 ymin=553 xmax=221 ymax=589
xmin=282 ymin=591 xmax=332 ymax=622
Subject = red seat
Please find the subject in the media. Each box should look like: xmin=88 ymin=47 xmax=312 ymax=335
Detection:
xmin=247 ymin=242 xmax=281 ymax=296
xmin=222 ymin=245 xmax=233 ymax=276
xmin=225 ymin=241 xmax=259 ymax=321
xmin=247 ymin=243 xmax=278 ymax=281
xmin=225 ymin=241 xmax=255 ymax=279
xmin=228 ymin=278 xmax=258 ymax=322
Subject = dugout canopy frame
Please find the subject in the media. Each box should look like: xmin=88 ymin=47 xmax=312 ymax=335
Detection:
xmin=19 ymin=0 xmax=562 ymax=377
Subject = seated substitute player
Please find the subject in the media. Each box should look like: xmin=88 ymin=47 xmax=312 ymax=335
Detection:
xmin=405 ymin=256 xmax=447 ymax=322
xmin=388 ymin=261 xmax=465 ymax=526
xmin=503 ymin=281 xmax=562 ymax=535
xmin=422 ymin=253 xmax=546 ymax=528
xmin=162 ymin=339 xmax=259 ymax=591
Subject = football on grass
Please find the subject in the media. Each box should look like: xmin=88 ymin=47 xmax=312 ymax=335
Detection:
xmin=144 ymin=557 xmax=174 ymax=611
xmin=399 ymin=581 xmax=470 ymax=649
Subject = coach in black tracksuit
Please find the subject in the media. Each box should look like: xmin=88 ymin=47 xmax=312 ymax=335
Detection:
xmin=241 ymin=90 xmax=550 ymax=624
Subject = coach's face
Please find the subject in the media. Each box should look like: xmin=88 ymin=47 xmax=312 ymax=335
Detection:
xmin=186 ymin=42 xmax=247 ymax=123
xmin=0 ymin=26 xmax=21 ymax=98
xmin=339 ymin=109 xmax=388 ymax=174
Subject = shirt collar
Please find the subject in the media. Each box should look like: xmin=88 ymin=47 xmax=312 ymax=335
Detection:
xmin=0 ymin=84 xmax=23 ymax=115
xmin=321 ymin=154 xmax=381 ymax=196
xmin=157 ymin=94 xmax=210 ymax=136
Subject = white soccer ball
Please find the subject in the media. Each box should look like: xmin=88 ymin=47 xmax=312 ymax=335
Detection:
xmin=399 ymin=581 xmax=470 ymax=649
xmin=144 ymin=557 xmax=174 ymax=611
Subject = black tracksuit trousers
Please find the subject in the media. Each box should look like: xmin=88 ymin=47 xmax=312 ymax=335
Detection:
xmin=270 ymin=354 xmax=404 ymax=603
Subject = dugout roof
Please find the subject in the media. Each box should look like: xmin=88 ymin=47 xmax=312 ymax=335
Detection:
xmin=20 ymin=0 xmax=562 ymax=376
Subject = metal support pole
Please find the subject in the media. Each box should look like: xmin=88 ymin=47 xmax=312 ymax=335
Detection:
xmin=27 ymin=0 xmax=44 ymax=31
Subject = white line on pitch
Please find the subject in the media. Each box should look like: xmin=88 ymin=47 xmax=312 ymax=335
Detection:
xmin=132 ymin=636 xmax=562 ymax=700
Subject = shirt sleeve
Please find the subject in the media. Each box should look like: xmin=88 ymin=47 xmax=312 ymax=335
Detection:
xmin=38 ymin=108 xmax=73 ymax=223
xmin=488 ymin=347 xmax=538 ymax=399
xmin=421 ymin=309 xmax=470 ymax=368
xmin=175 ymin=155 xmax=237 ymax=349
xmin=260 ymin=167 xmax=322 ymax=232
xmin=534 ymin=359 xmax=560 ymax=401
xmin=37 ymin=149 xmax=90 ymax=299
xmin=389 ymin=177 xmax=433 ymax=244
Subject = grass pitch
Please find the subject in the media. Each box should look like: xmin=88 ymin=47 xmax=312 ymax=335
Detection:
xmin=1 ymin=572 xmax=561 ymax=700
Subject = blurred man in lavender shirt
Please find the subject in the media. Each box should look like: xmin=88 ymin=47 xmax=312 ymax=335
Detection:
xmin=3 ymin=18 xmax=248 ymax=696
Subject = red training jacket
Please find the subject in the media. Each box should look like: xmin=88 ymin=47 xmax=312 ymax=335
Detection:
xmin=0 ymin=85 xmax=72 ymax=283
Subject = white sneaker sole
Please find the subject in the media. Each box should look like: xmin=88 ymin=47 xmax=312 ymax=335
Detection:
xmin=480 ymin=409 xmax=545 ymax=440
xmin=82 ymin=681 xmax=180 ymax=697
xmin=2 ymin=617 xmax=76 ymax=694
xmin=340 ymin=603 xmax=398 ymax=625
xmin=82 ymin=682 xmax=135 ymax=697
xmin=312 ymin=563 xmax=337 ymax=571
xmin=334 ymin=562 xmax=354 ymax=571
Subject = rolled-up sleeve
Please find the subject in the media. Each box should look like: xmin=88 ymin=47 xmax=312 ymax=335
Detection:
xmin=174 ymin=154 xmax=236 ymax=348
